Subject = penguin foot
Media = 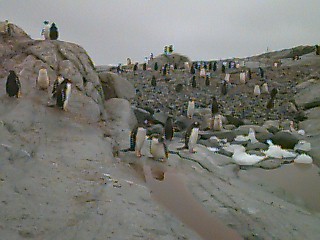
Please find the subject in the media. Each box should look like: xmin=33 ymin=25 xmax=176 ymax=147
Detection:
xmin=136 ymin=151 xmax=142 ymax=157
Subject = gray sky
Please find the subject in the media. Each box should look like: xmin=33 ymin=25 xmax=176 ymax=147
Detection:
xmin=1 ymin=0 xmax=320 ymax=65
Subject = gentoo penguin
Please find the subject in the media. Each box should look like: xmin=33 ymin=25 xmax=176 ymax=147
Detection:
xmin=150 ymin=134 xmax=168 ymax=161
xmin=199 ymin=67 xmax=206 ymax=78
xmin=191 ymin=75 xmax=196 ymax=88
xmin=130 ymin=125 xmax=147 ymax=157
xmin=221 ymin=64 xmax=226 ymax=73
xmin=239 ymin=71 xmax=246 ymax=84
xmin=205 ymin=75 xmax=210 ymax=86
xmin=151 ymin=75 xmax=157 ymax=87
xmin=270 ymin=87 xmax=278 ymax=99
xmin=211 ymin=96 xmax=219 ymax=116
xmin=253 ymin=85 xmax=261 ymax=96
xmin=37 ymin=68 xmax=50 ymax=90
xmin=41 ymin=21 xmax=50 ymax=40
xmin=49 ymin=22 xmax=58 ymax=40
xmin=164 ymin=116 xmax=174 ymax=141
xmin=258 ymin=67 xmax=264 ymax=78
xmin=224 ymin=73 xmax=230 ymax=83
xmin=6 ymin=70 xmax=21 ymax=98
xmin=266 ymin=97 xmax=275 ymax=111
xmin=213 ymin=114 xmax=223 ymax=131
xmin=261 ymin=83 xmax=269 ymax=94
xmin=154 ymin=62 xmax=158 ymax=71
xmin=184 ymin=62 xmax=190 ymax=71
xmin=187 ymin=99 xmax=195 ymax=119
xmin=52 ymin=75 xmax=64 ymax=98
xmin=178 ymin=121 xmax=200 ymax=153
xmin=221 ymin=80 xmax=228 ymax=95
xmin=133 ymin=62 xmax=138 ymax=72
xmin=56 ymin=78 xmax=72 ymax=111
xmin=190 ymin=65 xmax=195 ymax=74
xmin=213 ymin=61 xmax=217 ymax=72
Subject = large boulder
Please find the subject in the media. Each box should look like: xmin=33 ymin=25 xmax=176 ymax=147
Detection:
xmin=294 ymin=82 xmax=320 ymax=109
xmin=148 ymin=53 xmax=191 ymax=69
xmin=0 ymin=23 xmax=106 ymax=120
xmin=99 ymin=71 xmax=135 ymax=100
xmin=271 ymin=131 xmax=299 ymax=149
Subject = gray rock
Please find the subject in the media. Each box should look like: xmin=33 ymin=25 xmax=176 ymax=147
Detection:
xmin=256 ymin=159 xmax=284 ymax=169
xmin=153 ymin=111 xmax=168 ymax=125
xmin=105 ymin=98 xmax=137 ymax=130
xmin=305 ymin=106 xmax=320 ymax=119
xmin=147 ymin=124 xmax=164 ymax=135
xmin=246 ymin=142 xmax=269 ymax=151
xmin=295 ymin=82 xmax=320 ymax=109
xmin=255 ymin=132 xmax=274 ymax=143
xmin=99 ymin=71 xmax=135 ymax=100
xmin=271 ymin=131 xmax=299 ymax=149
xmin=132 ymin=106 xmax=153 ymax=125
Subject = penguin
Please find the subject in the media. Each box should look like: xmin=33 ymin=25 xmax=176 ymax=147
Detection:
xmin=52 ymin=75 xmax=64 ymax=98
xmin=154 ymin=62 xmax=158 ymax=71
xmin=212 ymin=114 xmax=223 ymax=131
xmin=49 ymin=22 xmax=58 ymax=40
xmin=224 ymin=73 xmax=230 ymax=83
xmin=187 ymin=99 xmax=195 ymax=119
xmin=205 ymin=75 xmax=210 ymax=86
xmin=258 ymin=67 xmax=264 ymax=78
xmin=184 ymin=62 xmax=190 ymax=71
xmin=190 ymin=65 xmax=195 ymax=74
xmin=178 ymin=121 xmax=200 ymax=153
xmin=41 ymin=21 xmax=50 ymax=40
xmin=37 ymin=68 xmax=50 ymax=90
xmin=6 ymin=70 xmax=21 ymax=98
xmin=164 ymin=116 xmax=174 ymax=141
xmin=253 ymin=85 xmax=261 ymax=96
xmin=247 ymin=68 xmax=252 ymax=79
xmin=239 ymin=71 xmax=246 ymax=84
xmin=56 ymin=78 xmax=72 ymax=111
xmin=199 ymin=67 xmax=206 ymax=78
xmin=142 ymin=63 xmax=147 ymax=71
xmin=221 ymin=64 xmax=226 ymax=73
xmin=149 ymin=134 xmax=168 ymax=161
xmin=261 ymin=83 xmax=269 ymax=94
xmin=270 ymin=87 xmax=278 ymax=99
xmin=191 ymin=75 xmax=196 ymax=88
xmin=151 ymin=75 xmax=157 ymax=87
xmin=133 ymin=62 xmax=138 ymax=72
xmin=211 ymin=96 xmax=219 ymax=116
xmin=213 ymin=61 xmax=217 ymax=72
xmin=266 ymin=97 xmax=275 ymax=111
xmin=221 ymin=80 xmax=228 ymax=95
xmin=130 ymin=125 xmax=147 ymax=157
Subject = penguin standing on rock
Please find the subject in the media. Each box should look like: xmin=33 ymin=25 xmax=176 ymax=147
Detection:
xmin=253 ymin=85 xmax=261 ymax=96
xmin=49 ymin=22 xmax=59 ymax=40
xmin=37 ymin=68 xmax=50 ymax=90
xmin=187 ymin=99 xmax=195 ymax=119
xmin=150 ymin=134 xmax=168 ymax=161
xmin=52 ymin=75 xmax=64 ymax=98
xmin=211 ymin=96 xmax=219 ymax=116
xmin=56 ymin=78 xmax=72 ymax=111
xmin=164 ymin=116 xmax=174 ymax=141
xmin=221 ymin=80 xmax=228 ymax=95
xmin=41 ymin=21 xmax=50 ymax=40
xmin=130 ymin=125 xmax=147 ymax=157
xmin=6 ymin=70 xmax=21 ymax=98
xmin=178 ymin=121 xmax=200 ymax=153
xmin=191 ymin=75 xmax=196 ymax=88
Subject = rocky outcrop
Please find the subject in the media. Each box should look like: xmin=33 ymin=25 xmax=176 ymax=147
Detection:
xmin=295 ymin=81 xmax=320 ymax=109
xmin=148 ymin=53 xmax=191 ymax=69
xmin=0 ymin=22 xmax=106 ymax=120
xmin=99 ymin=71 xmax=135 ymax=100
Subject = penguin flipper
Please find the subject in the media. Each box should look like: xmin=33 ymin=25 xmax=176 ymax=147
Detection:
xmin=130 ymin=125 xmax=139 ymax=151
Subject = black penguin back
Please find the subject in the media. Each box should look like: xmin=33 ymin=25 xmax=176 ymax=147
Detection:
xmin=205 ymin=76 xmax=210 ymax=86
xmin=221 ymin=81 xmax=227 ymax=95
xmin=191 ymin=76 xmax=196 ymax=88
xmin=211 ymin=96 xmax=219 ymax=115
xmin=49 ymin=23 xmax=59 ymax=40
xmin=130 ymin=125 xmax=139 ymax=151
xmin=6 ymin=70 xmax=20 ymax=97
xmin=164 ymin=117 xmax=174 ymax=141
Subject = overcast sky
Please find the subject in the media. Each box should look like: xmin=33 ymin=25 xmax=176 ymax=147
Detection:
xmin=1 ymin=0 xmax=319 ymax=65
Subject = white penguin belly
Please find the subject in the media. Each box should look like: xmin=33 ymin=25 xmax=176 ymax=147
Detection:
xmin=37 ymin=70 xmax=49 ymax=89
xmin=187 ymin=101 xmax=195 ymax=118
xmin=135 ymin=128 xmax=147 ymax=151
xmin=188 ymin=128 xmax=199 ymax=150
xmin=63 ymin=83 xmax=72 ymax=110
xmin=150 ymin=140 xmax=166 ymax=160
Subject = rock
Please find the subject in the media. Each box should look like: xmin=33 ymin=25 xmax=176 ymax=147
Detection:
xmin=235 ymin=125 xmax=269 ymax=135
xmin=271 ymin=131 xmax=299 ymax=149
xmin=256 ymin=159 xmax=284 ymax=169
xmin=294 ymin=82 xmax=320 ymax=109
xmin=255 ymin=132 xmax=274 ymax=143
xmin=132 ymin=106 xmax=153 ymax=125
xmin=99 ymin=71 xmax=135 ymax=100
xmin=198 ymin=139 xmax=221 ymax=148
xmin=225 ymin=115 xmax=244 ymax=127
xmin=305 ymin=106 xmax=320 ymax=119
xmin=105 ymin=98 xmax=137 ymax=130
xmin=148 ymin=53 xmax=191 ymax=69
xmin=295 ymin=78 xmax=318 ymax=90
xmin=200 ymin=130 xmax=236 ymax=142
xmin=299 ymin=119 xmax=320 ymax=137
xmin=246 ymin=142 xmax=269 ymax=151
xmin=263 ymin=120 xmax=280 ymax=130
xmin=147 ymin=124 xmax=164 ymax=135
xmin=153 ymin=111 xmax=168 ymax=125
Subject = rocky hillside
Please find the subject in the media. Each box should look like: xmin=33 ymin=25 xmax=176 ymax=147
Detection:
xmin=1 ymin=22 xmax=320 ymax=240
